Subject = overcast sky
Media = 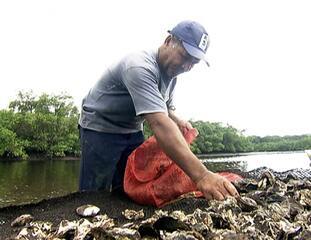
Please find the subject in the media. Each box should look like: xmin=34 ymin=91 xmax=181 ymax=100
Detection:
xmin=0 ymin=0 xmax=310 ymax=137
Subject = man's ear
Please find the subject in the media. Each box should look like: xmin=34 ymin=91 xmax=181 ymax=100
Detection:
xmin=164 ymin=35 xmax=173 ymax=46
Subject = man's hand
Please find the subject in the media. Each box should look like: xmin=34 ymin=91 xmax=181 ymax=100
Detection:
xmin=176 ymin=119 xmax=193 ymax=131
xmin=168 ymin=110 xmax=193 ymax=132
xmin=145 ymin=112 xmax=239 ymax=202
xmin=196 ymin=171 xmax=239 ymax=200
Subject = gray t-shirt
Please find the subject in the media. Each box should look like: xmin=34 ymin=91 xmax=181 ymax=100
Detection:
xmin=79 ymin=50 xmax=177 ymax=134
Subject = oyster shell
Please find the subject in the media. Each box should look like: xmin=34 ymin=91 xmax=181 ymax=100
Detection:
xmin=92 ymin=215 xmax=115 ymax=230
xmin=237 ymin=196 xmax=258 ymax=212
xmin=76 ymin=204 xmax=100 ymax=217
xmin=108 ymin=227 xmax=140 ymax=239
xmin=295 ymin=189 xmax=311 ymax=208
xmin=258 ymin=170 xmax=276 ymax=190
xmin=170 ymin=210 xmax=187 ymax=222
xmin=11 ymin=214 xmax=34 ymax=227
xmin=7 ymin=169 xmax=311 ymax=240
xmin=122 ymin=209 xmax=144 ymax=220
xmin=276 ymin=222 xmax=303 ymax=240
xmin=161 ymin=230 xmax=204 ymax=240
xmin=153 ymin=216 xmax=190 ymax=232
xmin=233 ymin=178 xmax=258 ymax=193
xmin=55 ymin=219 xmax=77 ymax=238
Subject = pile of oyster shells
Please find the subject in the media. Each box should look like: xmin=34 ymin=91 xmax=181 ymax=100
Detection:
xmin=9 ymin=170 xmax=311 ymax=239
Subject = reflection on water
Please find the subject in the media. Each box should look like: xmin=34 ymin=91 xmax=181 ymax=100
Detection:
xmin=0 ymin=160 xmax=79 ymax=208
xmin=0 ymin=151 xmax=310 ymax=208
xmin=203 ymin=161 xmax=248 ymax=173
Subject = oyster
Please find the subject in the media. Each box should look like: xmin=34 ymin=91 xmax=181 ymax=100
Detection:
xmin=161 ymin=230 xmax=204 ymax=240
xmin=7 ymin=169 xmax=311 ymax=240
xmin=54 ymin=219 xmax=77 ymax=238
xmin=11 ymin=214 xmax=34 ymax=227
xmin=277 ymin=222 xmax=303 ymax=240
xmin=122 ymin=209 xmax=144 ymax=220
xmin=237 ymin=196 xmax=258 ymax=212
xmin=258 ymin=170 xmax=276 ymax=190
xmin=267 ymin=179 xmax=287 ymax=196
xmin=170 ymin=210 xmax=187 ymax=222
xmin=282 ymin=198 xmax=304 ymax=220
xmin=108 ymin=227 xmax=140 ymax=239
xmin=295 ymin=189 xmax=311 ymax=208
xmin=299 ymin=229 xmax=311 ymax=240
xmin=92 ymin=214 xmax=115 ymax=229
xmin=153 ymin=216 xmax=190 ymax=232
xmin=233 ymin=178 xmax=258 ymax=193
xmin=76 ymin=204 xmax=100 ymax=217
xmin=267 ymin=202 xmax=288 ymax=221
xmin=14 ymin=221 xmax=53 ymax=240
xmin=74 ymin=218 xmax=93 ymax=240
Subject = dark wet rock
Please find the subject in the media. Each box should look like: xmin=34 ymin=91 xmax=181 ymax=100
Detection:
xmin=153 ymin=216 xmax=190 ymax=232
xmin=138 ymin=223 xmax=159 ymax=238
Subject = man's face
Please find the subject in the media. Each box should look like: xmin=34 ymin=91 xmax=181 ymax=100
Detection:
xmin=162 ymin=39 xmax=200 ymax=78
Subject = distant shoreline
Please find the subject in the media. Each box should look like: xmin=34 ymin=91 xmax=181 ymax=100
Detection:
xmin=0 ymin=150 xmax=307 ymax=162
xmin=197 ymin=150 xmax=306 ymax=159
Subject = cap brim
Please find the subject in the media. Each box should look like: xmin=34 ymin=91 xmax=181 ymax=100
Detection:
xmin=182 ymin=42 xmax=210 ymax=67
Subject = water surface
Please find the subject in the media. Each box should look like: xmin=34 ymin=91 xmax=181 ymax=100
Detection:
xmin=202 ymin=151 xmax=310 ymax=172
xmin=0 ymin=160 xmax=79 ymax=208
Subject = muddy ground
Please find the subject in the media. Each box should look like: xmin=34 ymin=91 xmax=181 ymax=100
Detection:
xmin=0 ymin=190 xmax=208 ymax=239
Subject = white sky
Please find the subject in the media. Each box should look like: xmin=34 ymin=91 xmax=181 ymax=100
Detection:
xmin=0 ymin=0 xmax=310 ymax=137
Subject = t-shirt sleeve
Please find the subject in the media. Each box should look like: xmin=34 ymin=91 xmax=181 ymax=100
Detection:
xmin=121 ymin=66 xmax=168 ymax=116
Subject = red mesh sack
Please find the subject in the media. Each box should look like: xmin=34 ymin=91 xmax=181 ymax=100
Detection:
xmin=124 ymin=128 xmax=242 ymax=207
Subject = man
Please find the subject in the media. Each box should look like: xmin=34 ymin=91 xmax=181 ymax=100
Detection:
xmin=79 ymin=20 xmax=238 ymax=201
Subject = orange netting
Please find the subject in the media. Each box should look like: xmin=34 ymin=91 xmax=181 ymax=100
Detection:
xmin=124 ymin=128 xmax=242 ymax=207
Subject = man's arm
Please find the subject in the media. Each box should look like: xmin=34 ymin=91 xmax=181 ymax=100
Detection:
xmin=144 ymin=112 xmax=238 ymax=200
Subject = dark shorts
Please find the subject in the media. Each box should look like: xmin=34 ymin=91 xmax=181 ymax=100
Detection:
xmin=79 ymin=127 xmax=144 ymax=192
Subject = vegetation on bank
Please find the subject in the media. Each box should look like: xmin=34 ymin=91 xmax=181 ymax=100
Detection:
xmin=1 ymin=91 xmax=311 ymax=160
xmin=0 ymin=91 xmax=79 ymax=159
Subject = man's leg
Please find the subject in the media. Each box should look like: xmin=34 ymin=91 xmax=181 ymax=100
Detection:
xmin=79 ymin=127 xmax=128 ymax=191
xmin=111 ymin=131 xmax=144 ymax=191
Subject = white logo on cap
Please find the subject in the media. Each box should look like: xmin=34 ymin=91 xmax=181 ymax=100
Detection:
xmin=198 ymin=33 xmax=209 ymax=51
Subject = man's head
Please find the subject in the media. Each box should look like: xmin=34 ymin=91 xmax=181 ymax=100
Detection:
xmin=158 ymin=20 xmax=209 ymax=78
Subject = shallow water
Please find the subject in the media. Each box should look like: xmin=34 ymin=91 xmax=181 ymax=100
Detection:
xmin=0 ymin=160 xmax=79 ymax=208
xmin=0 ymin=151 xmax=310 ymax=208
xmin=202 ymin=151 xmax=310 ymax=172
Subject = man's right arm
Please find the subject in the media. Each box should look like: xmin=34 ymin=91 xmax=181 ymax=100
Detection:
xmin=144 ymin=112 xmax=239 ymax=200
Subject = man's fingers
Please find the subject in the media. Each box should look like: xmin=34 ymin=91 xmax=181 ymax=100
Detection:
xmin=224 ymin=181 xmax=239 ymax=197
xmin=199 ymin=174 xmax=239 ymax=202
xmin=186 ymin=122 xmax=193 ymax=129
xmin=212 ymin=191 xmax=225 ymax=201
xmin=203 ymin=192 xmax=213 ymax=200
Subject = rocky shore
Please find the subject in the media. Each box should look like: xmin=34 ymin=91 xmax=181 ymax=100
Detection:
xmin=1 ymin=168 xmax=310 ymax=239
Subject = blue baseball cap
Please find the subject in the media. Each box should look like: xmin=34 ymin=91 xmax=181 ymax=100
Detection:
xmin=168 ymin=20 xmax=210 ymax=66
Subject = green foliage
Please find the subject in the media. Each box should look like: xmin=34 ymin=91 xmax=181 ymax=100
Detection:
xmin=1 ymin=90 xmax=311 ymax=159
xmin=9 ymin=91 xmax=78 ymax=117
xmin=143 ymin=121 xmax=153 ymax=139
xmin=0 ymin=126 xmax=28 ymax=159
xmin=248 ymin=134 xmax=311 ymax=152
xmin=0 ymin=91 xmax=80 ymax=159
xmin=143 ymin=119 xmax=310 ymax=155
